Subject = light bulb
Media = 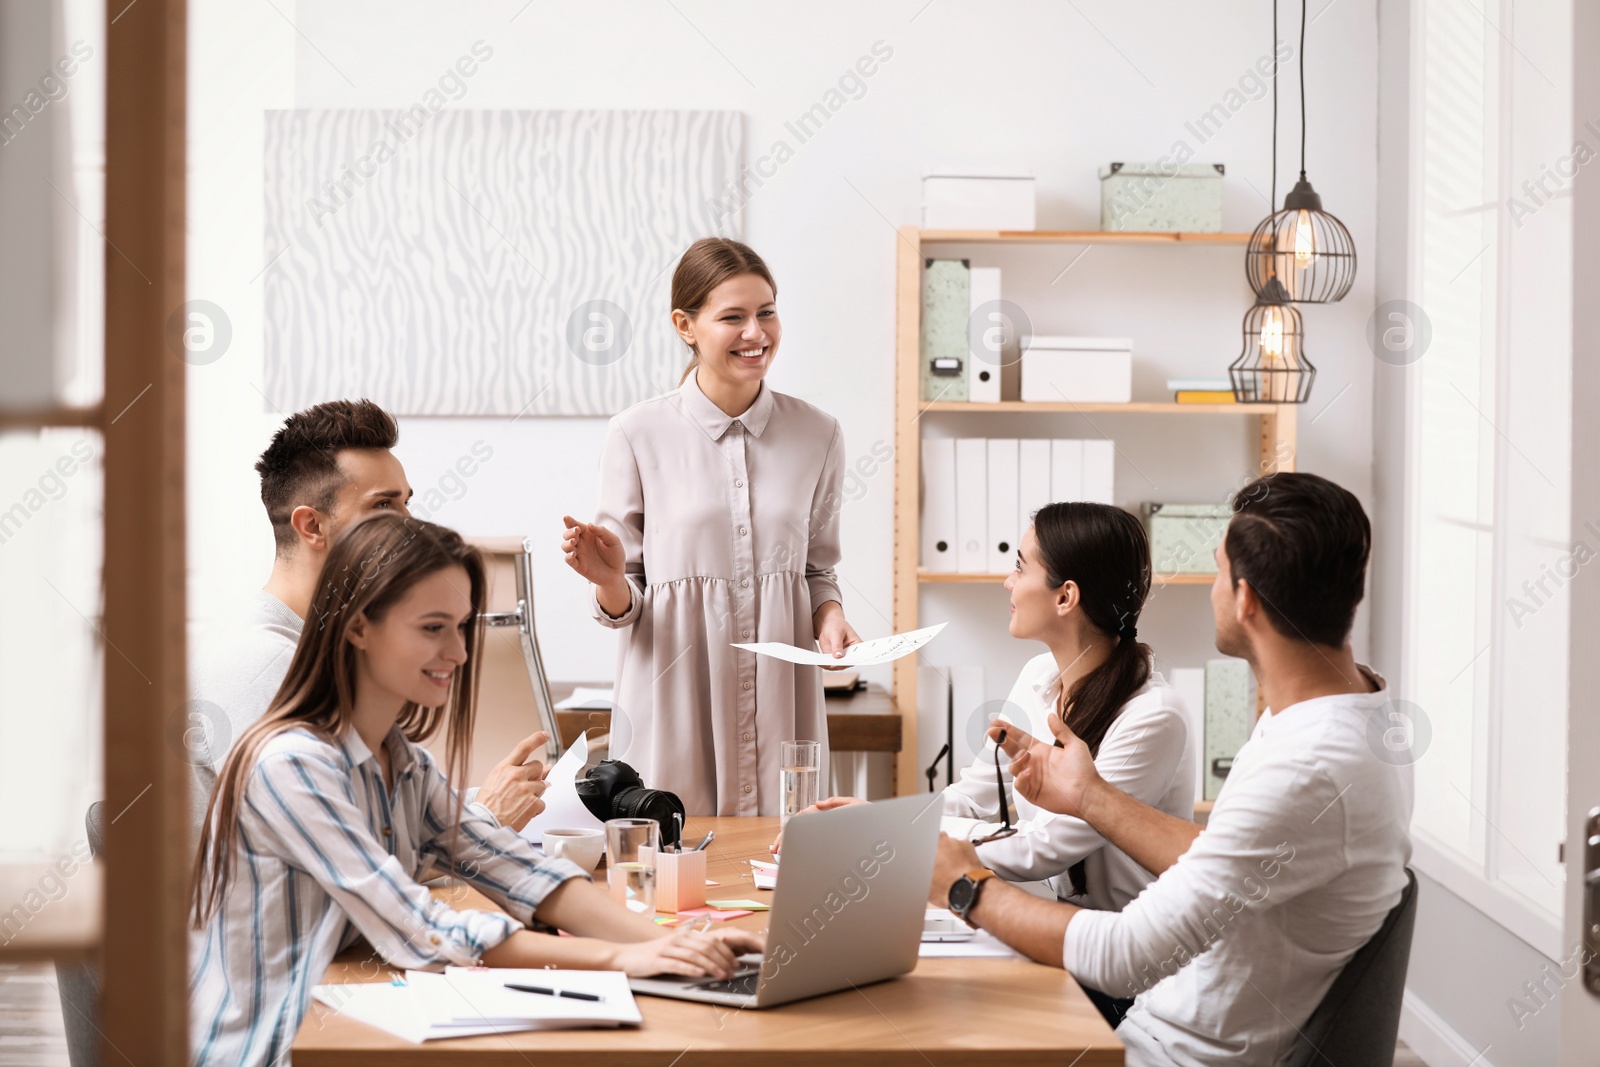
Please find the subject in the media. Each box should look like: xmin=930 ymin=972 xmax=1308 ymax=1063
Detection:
xmin=1293 ymin=210 xmax=1315 ymax=269
xmin=1259 ymin=308 xmax=1285 ymax=362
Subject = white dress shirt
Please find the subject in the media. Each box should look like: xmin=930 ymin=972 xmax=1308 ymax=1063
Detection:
xmin=1063 ymin=667 xmax=1412 ymax=1066
xmin=943 ymin=652 xmax=1196 ymax=912
xmin=189 ymin=725 xmax=587 ymax=1067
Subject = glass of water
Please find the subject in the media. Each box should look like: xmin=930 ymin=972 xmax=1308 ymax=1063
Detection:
xmin=781 ymin=739 xmax=821 ymax=826
xmin=605 ymin=818 xmax=659 ymax=914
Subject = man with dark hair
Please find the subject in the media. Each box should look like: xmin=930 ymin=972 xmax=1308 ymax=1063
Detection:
xmin=191 ymin=399 xmax=549 ymax=832
xmin=927 ymin=472 xmax=1412 ymax=1065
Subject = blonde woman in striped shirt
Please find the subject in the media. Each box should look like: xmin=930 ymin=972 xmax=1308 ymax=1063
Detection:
xmin=191 ymin=514 xmax=762 ymax=1067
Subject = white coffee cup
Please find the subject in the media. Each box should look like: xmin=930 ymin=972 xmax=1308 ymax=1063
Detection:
xmin=542 ymin=827 xmax=606 ymax=871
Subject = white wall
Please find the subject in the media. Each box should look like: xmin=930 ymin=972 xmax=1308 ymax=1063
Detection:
xmin=188 ymin=1 xmax=1379 ymax=746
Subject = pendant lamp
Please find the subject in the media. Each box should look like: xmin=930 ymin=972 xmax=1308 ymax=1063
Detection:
xmin=1231 ymin=276 xmax=1316 ymax=403
xmin=1244 ymin=0 xmax=1356 ymax=304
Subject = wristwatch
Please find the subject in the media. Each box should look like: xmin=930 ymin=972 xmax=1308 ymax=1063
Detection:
xmin=947 ymin=867 xmax=996 ymax=927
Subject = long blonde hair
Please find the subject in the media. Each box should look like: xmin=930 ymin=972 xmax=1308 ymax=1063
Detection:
xmin=192 ymin=514 xmax=486 ymax=926
xmin=672 ymin=237 xmax=778 ymax=384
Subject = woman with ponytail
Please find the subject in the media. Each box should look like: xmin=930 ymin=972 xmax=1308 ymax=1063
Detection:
xmin=191 ymin=514 xmax=760 ymax=1067
xmin=779 ymin=502 xmax=1192 ymax=1021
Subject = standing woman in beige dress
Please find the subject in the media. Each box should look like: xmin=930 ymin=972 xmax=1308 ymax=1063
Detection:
xmin=562 ymin=238 xmax=861 ymax=816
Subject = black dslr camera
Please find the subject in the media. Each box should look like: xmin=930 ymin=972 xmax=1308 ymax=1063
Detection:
xmin=574 ymin=760 xmax=686 ymax=848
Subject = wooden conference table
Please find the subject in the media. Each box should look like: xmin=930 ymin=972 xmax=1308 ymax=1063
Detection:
xmin=293 ymin=816 xmax=1124 ymax=1066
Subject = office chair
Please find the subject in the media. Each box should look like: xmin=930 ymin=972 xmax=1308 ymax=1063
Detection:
xmin=478 ymin=536 xmax=563 ymax=765
xmin=55 ymin=802 xmax=105 ymax=1067
xmin=1283 ymin=868 xmax=1419 ymax=1067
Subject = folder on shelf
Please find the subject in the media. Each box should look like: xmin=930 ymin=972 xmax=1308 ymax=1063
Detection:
xmin=986 ymin=439 xmax=1019 ymax=574
xmin=967 ymin=267 xmax=1003 ymax=403
xmin=921 ymin=438 xmax=958 ymax=573
xmin=1018 ymin=439 xmax=1052 ymax=539
xmin=918 ymin=665 xmax=953 ymax=789
xmin=1204 ymin=657 xmax=1256 ymax=802
xmin=1170 ymin=667 xmax=1207 ymax=806
xmin=955 ymin=437 xmax=988 ymax=573
xmin=921 ymin=259 xmax=971 ymax=402
xmin=1082 ymin=439 xmax=1115 ymax=505
xmin=949 ymin=664 xmax=986 ymax=774
xmin=1051 ymin=439 xmax=1083 ymax=504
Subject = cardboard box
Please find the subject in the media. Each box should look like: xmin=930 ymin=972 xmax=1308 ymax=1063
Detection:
xmin=1020 ymin=337 xmax=1133 ymax=403
xmin=923 ymin=175 xmax=1036 ymax=230
xmin=1099 ymin=162 xmax=1224 ymax=233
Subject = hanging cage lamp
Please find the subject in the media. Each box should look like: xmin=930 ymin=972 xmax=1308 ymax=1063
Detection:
xmin=1230 ymin=280 xmax=1315 ymax=404
xmin=1244 ymin=175 xmax=1357 ymax=303
xmin=1244 ymin=0 xmax=1356 ymax=304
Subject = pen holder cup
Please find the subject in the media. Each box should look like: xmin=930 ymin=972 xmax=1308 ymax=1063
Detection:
xmin=655 ymin=849 xmax=707 ymax=914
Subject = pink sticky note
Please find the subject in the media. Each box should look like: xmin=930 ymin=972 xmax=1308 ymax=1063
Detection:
xmin=674 ymin=907 xmax=754 ymax=921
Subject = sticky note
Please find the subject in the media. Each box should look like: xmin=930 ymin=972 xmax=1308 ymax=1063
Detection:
xmin=707 ymin=899 xmax=770 ymax=911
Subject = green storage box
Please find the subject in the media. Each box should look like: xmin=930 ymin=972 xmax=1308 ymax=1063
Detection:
xmin=1147 ymin=502 xmax=1232 ymax=577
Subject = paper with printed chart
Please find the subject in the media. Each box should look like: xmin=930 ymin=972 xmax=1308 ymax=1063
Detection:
xmin=732 ymin=623 xmax=946 ymax=667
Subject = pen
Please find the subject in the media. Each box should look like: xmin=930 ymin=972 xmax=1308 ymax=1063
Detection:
xmin=504 ymin=982 xmax=604 ymax=1002
xmin=692 ymin=830 xmax=714 ymax=851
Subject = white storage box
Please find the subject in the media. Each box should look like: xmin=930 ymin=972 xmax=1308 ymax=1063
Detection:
xmin=922 ymin=174 xmax=1036 ymax=230
xmin=1021 ymin=336 xmax=1133 ymax=404
xmin=1099 ymin=162 xmax=1224 ymax=233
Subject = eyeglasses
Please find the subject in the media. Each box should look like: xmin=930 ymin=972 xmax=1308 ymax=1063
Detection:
xmin=972 ymin=729 xmax=1017 ymax=845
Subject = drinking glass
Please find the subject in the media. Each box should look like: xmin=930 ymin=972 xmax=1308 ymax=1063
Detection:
xmin=605 ymin=818 xmax=659 ymax=913
xmin=781 ymin=740 xmax=821 ymax=827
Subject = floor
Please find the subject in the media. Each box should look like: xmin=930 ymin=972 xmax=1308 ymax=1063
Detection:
xmin=6 ymin=960 xmax=1435 ymax=1064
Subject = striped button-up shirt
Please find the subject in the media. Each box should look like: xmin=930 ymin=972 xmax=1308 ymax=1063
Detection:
xmin=189 ymin=725 xmax=586 ymax=1067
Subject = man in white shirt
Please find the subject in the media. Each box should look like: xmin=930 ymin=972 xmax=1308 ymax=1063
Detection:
xmin=189 ymin=399 xmax=550 ymax=833
xmin=929 ymin=472 xmax=1412 ymax=1066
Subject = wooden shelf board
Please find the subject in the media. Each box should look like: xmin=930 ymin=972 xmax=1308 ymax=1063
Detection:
xmin=922 ymin=401 xmax=1279 ymax=415
xmin=920 ymin=570 xmax=1214 ymax=586
xmin=916 ymin=229 xmax=1252 ymax=245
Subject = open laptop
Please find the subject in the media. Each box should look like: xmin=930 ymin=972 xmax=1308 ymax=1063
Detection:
xmin=628 ymin=794 xmax=940 ymax=1009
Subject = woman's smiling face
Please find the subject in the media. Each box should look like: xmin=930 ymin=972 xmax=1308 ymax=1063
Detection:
xmin=678 ymin=272 xmax=781 ymax=391
xmin=1004 ymin=525 xmax=1066 ymax=641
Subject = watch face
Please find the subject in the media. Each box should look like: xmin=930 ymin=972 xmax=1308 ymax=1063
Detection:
xmin=948 ymin=876 xmax=975 ymax=914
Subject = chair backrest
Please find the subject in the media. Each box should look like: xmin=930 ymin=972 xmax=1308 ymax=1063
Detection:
xmin=1284 ymin=868 xmax=1419 ymax=1067
xmin=85 ymin=800 xmax=106 ymax=858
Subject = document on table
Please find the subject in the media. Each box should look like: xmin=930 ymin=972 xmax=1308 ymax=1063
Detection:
xmin=732 ymin=623 xmax=946 ymax=667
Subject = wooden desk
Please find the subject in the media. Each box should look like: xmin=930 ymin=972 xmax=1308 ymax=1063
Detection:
xmin=295 ymin=817 xmax=1122 ymax=1066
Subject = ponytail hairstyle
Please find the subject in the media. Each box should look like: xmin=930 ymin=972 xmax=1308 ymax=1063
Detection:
xmin=192 ymin=514 xmax=487 ymax=927
xmin=1031 ymin=501 xmax=1153 ymax=898
xmin=671 ymin=237 xmax=778 ymax=385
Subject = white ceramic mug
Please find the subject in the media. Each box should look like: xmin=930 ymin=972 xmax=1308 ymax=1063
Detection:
xmin=542 ymin=827 xmax=606 ymax=872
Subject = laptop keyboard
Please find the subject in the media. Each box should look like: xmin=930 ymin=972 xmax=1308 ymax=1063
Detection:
xmin=695 ymin=969 xmax=761 ymax=997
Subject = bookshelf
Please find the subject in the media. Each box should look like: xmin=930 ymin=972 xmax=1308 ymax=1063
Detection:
xmin=889 ymin=226 xmax=1298 ymax=795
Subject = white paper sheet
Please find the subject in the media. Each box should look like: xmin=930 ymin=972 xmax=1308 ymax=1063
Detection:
xmin=917 ymin=930 xmax=1024 ymax=959
xmin=732 ymin=623 xmax=946 ymax=667
xmin=517 ymin=734 xmax=604 ymax=841
xmin=437 ymin=968 xmax=641 ymax=1027
xmin=311 ymin=981 xmax=539 ymax=1043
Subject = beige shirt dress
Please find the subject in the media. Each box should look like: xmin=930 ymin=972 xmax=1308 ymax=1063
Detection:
xmin=590 ymin=375 xmax=844 ymax=816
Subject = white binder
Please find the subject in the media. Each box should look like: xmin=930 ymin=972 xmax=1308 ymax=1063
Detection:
xmin=967 ymin=267 xmax=1003 ymax=403
xmin=1082 ymin=439 xmax=1115 ymax=504
xmin=1050 ymin=439 xmax=1083 ymax=503
xmin=921 ymin=438 xmax=958 ymax=573
xmin=918 ymin=665 xmax=953 ymax=789
xmin=955 ymin=438 xmax=989 ymax=573
xmin=1018 ymin=439 xmax=1052 ymax=540
xmin=1170 ymin=667 xmax=1207 ymax=805
xmin=986 ymin=439 xmax=1019 ymax=574
xmin=948 ymin=665 xmax=987 ymax=774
